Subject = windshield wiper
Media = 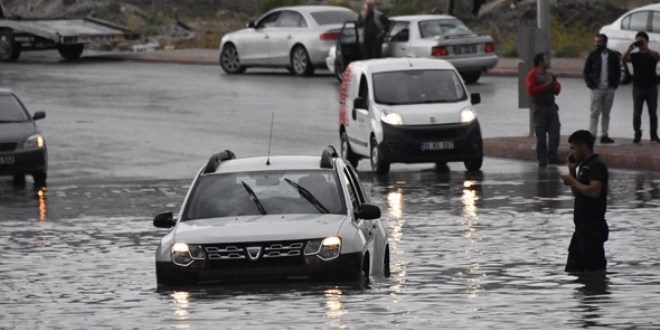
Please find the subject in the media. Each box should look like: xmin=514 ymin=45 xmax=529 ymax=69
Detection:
xmin=241 ymin=181 xmax=267 ymax=215
xmin=284 ymin=178 xmax=329 ymax=214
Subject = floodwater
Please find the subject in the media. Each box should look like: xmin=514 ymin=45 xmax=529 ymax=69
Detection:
xmin=2 ymin=166 xmax=659 ymax=330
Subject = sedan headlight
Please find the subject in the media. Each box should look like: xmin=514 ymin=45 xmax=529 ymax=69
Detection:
xmin=304 ymin=237 xmax=341 ymax=261
xmin=23 ymin=134 xmax=45 ymax=149
xmin=381 ymin=111 xmax=404 ymax=125
xmin=460 ymin=107 xmax=477 ymax=123
xmin=171 ymin=243 xmax=206 ymax=267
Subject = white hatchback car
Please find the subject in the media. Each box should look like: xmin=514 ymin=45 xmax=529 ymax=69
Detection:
xmin=599 ymin=3 xmax=660 ymax=81
xmin=153 ymin=147 xmax=390 ymax=286
xmin=339 ymin=57 xmax=483 ymax=174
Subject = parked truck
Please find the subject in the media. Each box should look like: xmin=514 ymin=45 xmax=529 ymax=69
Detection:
xmin=0 ymin=2 xmax=140 ymax=62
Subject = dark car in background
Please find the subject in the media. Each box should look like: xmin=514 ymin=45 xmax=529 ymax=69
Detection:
xmin=0 ymin=89 xmax=47 ymax=184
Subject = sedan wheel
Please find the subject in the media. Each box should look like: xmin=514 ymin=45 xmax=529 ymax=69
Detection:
xmin=0 ymin=30 xmax=21 ymax=62
xmin=220 ymin=44 xmax=246 ymax=74
xmin=291 ymin=46 xmax=314 ymax=76
xmin=340 ymin=132 xmax=359 ymax=168
xmin=370 ymin=137 xmax=390 ymax=174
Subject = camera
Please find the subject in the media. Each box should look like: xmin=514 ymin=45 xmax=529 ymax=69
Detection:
xmin=634 ymin=40 xmax=644 ymax=47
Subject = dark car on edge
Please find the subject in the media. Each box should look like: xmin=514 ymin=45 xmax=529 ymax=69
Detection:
xmin=0 ymin=88 xmax=47 ymax=184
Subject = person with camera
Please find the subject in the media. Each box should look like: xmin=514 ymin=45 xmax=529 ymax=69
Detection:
xmin=622 ymin=31 xmax=660 ymax=143
xmin=583 ymin=34 xmax=621 ymax=144
xmin=526 ymin=53 xmax=562 ymax=167
xmin=560 ymin=130 xmax=609 ymax=273
xmin=356 ymin=0 xmax=389 ymax=59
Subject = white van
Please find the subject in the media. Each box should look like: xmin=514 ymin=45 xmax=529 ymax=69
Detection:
xmin=339 ymin=57 xmax=483 ymax=174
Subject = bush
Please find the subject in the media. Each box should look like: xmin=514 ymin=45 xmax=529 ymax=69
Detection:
xmin=263 ymin=0 xmax=305 ymax=12
xmin=328 ymin=0 xmax=355 ymax=11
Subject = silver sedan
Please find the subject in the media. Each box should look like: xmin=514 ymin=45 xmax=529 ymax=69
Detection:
xmin=219 ymin=5 xmax=358 ymax=76
xmin=328 ymin=14 xmax=498 ymax=83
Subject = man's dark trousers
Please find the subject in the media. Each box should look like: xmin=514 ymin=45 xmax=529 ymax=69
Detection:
xmin=533 ymin=103 xmax=560 ymax=164
xmin=632 ymin=85 xmax=659 ymax=139
xmin=360 ymin=41 xmax=382 ymax=60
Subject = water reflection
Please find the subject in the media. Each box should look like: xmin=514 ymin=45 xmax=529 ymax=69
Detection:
xmin=36 ymin=185 xmax=47 ymax=222
xmin=323 ymin=288 xmax=346 ymax=327
xmin=460 ymin=175 xmax=483 ymax=299
xmin=171 ymin=291 xmax=191 ymax=326
xmin=570 ymin=273 xmax=610 ymax=328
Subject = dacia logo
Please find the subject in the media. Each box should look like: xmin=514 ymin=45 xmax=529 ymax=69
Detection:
xmin=247 ymin=246 xmax=261 ymax=261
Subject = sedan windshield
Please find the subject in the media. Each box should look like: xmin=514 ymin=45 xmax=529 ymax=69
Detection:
xmin=373 ymin=69 xmax=467 ymax=105
xmin=310 ymin=10 xmax=358 ymax=25
xmin=183 ymin=170 xmax=345 ymax=220
xmin=418 ymin=19 xmax=472 ymax=38
xmin=0 ymin=95 xmax=30 ymax=122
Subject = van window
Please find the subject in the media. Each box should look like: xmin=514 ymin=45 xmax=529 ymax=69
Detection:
xmin=358 ymin=75 xmax=369 ymax=99
xmin=372 ymin=69 xmax=467 ymax=105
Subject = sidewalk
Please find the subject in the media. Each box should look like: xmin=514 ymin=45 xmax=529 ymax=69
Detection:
xmin=88 ymin=49 xmax=659 ymax=172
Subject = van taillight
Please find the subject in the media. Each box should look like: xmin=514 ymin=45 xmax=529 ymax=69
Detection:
xmin=485 ymin=42 xmax=495 ymax=53
xmin=431 ymin=46 xmax=448 ymax=57
xmin=320 ymin=31 xmax=340 ymax=40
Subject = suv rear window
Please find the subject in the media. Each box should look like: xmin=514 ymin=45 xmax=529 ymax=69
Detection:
xmin=310 ymin=10 xmax=358 ymax=25
xmin=373 ymin=69 xmax=467 ymax=105
xmin=0 ymin=95 xmax=30 ymax=122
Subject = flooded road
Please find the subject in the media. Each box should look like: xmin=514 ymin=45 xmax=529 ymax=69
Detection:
xmin=2 ymin=163 xmax=659 ymax=329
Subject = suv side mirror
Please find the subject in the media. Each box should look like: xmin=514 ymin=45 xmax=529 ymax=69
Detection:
xmin=354 ymin=96 xmax=368 ymax=109
xmin=154 ymin=211 xmax=176 ymax=228
xmin=32 ymin=111 xmax=45 ymax=121
xmin=471 ymin=93 xmax=481 ymax=105
xmin=357 ymin=204 xmax=381 ymax=220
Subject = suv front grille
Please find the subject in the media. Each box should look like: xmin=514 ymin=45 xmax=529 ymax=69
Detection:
xmin=202 ymin=240 xmax=306 ymax=269
xmin=0 ymin=143 xmax=18 ymax=152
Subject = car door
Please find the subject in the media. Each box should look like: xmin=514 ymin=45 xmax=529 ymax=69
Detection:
xmin=341 ymin=166 xmax=372 ymax=247
xmin=240 ymin=11 xmax=281 ymax=65
xmin=385 ymin=20 xmax=411 ymax=58
xmin=269 ymin=10 xmax=307 ymax=65
xmin=346 ymin=73 xmax=371 ymax=156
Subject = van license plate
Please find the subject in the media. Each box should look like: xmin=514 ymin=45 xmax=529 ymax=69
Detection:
xmin=421 ymin=142 xmax=454 ymax=151
xmin=0 ymin=156 xmax=15 ymax=165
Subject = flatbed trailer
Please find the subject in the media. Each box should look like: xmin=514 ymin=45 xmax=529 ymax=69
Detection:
xmin=0 ymin=4 xmax=140 ymax=62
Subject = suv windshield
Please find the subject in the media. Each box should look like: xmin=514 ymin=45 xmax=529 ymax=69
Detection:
xmin=183 ymin=170 xmax=345 ymax=220
xmin=0 ymin=94 xmax=30 ymax=122
xmin=310 ymin=10 xmax=358 ymax=25
xmin=373 ymin=69 xmax=467 ymax=105
xmin=418 ymin=19 xmax=472 ymax=38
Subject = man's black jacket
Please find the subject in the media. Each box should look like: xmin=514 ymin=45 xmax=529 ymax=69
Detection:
xmin=583 ymin=48 xmax=621 ymax=90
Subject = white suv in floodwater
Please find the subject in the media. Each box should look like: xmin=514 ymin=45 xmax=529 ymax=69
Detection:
xmin=339 ymin=57 xmax=483 ymax=174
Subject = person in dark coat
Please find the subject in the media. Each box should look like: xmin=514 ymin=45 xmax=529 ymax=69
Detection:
xmin=356 ymin=0 xmax=389 ymax=59
xmin=583 ymin=33 xmax=621 ymax=144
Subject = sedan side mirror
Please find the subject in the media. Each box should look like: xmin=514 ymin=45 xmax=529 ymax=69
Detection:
xmin=353 ymin=96 xmax=368 ymax=110
xmin=471 ymin=93 xmax=481 ymax=105
xmin=32 ymin=111 xmax=45 ymax=121
xmin=246 ymin=21 xmax=255 ymax=28
xmin=357 ymin=203 xmax=381 ymax=220
xmin=154 ymin=211 xmax=176 ymax=228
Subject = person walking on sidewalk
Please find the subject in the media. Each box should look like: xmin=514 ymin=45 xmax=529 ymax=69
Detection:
xmin=526 ymin=53 xmax=563 ymax=167
xmin=622 ymin=31 xmax=660 ymax=143
xmin=560 ymin=130 xmax=609 ymax=273
xmin=583 ymin=34 xmax=621 ymax=144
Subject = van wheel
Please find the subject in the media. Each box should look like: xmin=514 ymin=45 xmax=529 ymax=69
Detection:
xmin=0 ymin=30 xmax=21 ymax=62
xmin=57 ymin=44 xmax=84 ymax=61
xmin=370 ymin=137 xmax=390 ymax=174
xmin=464 ymin=154 xmax=483 ymax=171
xmin=291 ymin=45 xmax=314 ymax=76
xmin=220 ymin=44 xmax=247 ymax=74
xmin=341 ymin=132 xmax=359 ymax=167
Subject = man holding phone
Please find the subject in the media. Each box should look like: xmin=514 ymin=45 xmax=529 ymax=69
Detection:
xmin=622 ymin=31 xmax=660 ymax=143
xmin=526 ymin=53 xmax=562 ymax=167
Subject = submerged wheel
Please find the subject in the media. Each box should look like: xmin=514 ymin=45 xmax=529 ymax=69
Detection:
xmin=370 ymin=136 xmax=390 ymax=174
xmin=32 ymin=171 xmax=47 ymax=184
xmin=220 ymin=44 xmax=247 ymax=74
xmin=340 ymin=131 xmax=359 ymax=168
xmin=57 ymin=44 xmax=85 ymax=61
xmin=291 ymin=45 xmax=314 ymax=76
xmin=0 ymin=30 xmax=21 ymax=62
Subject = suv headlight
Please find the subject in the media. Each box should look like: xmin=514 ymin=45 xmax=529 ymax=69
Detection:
xmin=381 ymin=111 xmax=404 ymax=125
xmin=460 ymin=107 xmax=476 ymax=123
xmin=304 ymin=237 xmax=341 ymax=261
xmin=171 ymin=243 xmax=206 ymax=267
xmin=23 ymin=134 xmax=45 ymax=149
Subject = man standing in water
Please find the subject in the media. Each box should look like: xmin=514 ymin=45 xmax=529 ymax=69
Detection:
xmin=560 ymin=130 xmax=609 ymax=272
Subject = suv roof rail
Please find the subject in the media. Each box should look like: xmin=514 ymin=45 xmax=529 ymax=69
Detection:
xmin=203 ymin=150 xmax=236 ymax=174
xmin=320 ymin=145 xmax=338 ymax=169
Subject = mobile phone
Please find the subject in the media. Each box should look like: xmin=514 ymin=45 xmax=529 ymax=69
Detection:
xmin=634 ymin=40 xmax=644 ymax=47
xmin=568 ymin=154 xmax=576 ymax=163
